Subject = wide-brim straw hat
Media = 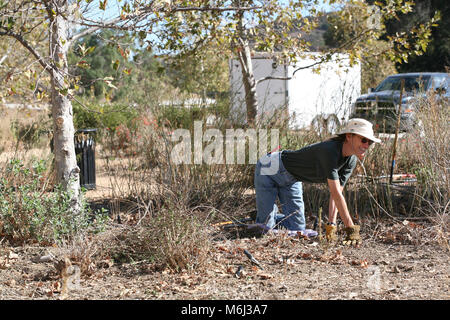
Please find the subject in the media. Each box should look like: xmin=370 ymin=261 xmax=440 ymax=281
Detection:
xmin=337 ymin=118 xmax=381 ymax=143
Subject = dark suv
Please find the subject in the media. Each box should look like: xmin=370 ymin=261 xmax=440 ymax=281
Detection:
xmin=350 ymin=73 xmax=449 ymax=133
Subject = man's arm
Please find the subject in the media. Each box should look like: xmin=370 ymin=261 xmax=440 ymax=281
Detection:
xmin=328 ymin=183 xmax=342 ymax=225
xmin=327 ymin=179 xmax=354 ymax=227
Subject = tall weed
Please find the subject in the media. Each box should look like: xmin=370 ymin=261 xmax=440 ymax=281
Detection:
xmin=413 ymin=93 xmax=449 ymax=206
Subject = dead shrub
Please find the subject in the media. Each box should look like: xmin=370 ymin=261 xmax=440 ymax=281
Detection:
xmin=104 ymin=205 xmax=213 ymax=272
xmin=413 ymin=93 xmax=449 ymax=206
xmin=99 ymin=112 xmax=254 ymax=219
xmin=151 ymin=207 xmax=213 ymax=271
xmin=54 ymin=234 xmax=101 ymax=276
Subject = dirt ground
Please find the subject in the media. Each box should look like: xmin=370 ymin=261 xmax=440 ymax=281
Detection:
xmin=0 ymin=221 xmax=448 ymax=301
xmin=0 ymin=170 xmax=448 ymax=303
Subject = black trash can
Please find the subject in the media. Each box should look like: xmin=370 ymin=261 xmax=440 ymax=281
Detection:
xmin=75 ymin=129 xmax=97 ymax=190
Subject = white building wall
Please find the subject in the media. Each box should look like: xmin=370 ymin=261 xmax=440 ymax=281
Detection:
xmin=229 ymin=53 xmax=361 ymax=129
xmin=287 ymin=53 xmax=361 ymax=129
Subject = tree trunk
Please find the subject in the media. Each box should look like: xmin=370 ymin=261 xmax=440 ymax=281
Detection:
xmin=49 ymin=0 xmax=81 ymax=213
xmin=233 ymin=2 xmax=258 ymax=126
xmin=236 ymin=42 xmax=258 ymax=126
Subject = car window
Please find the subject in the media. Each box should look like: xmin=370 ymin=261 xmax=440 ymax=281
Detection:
xmin=430 ymin=75 xmax=449 ymax=90
xmin=375 ymin=75 xmax=431 ymax=92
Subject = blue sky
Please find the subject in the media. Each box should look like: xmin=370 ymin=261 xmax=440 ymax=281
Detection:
xmin=77 ymin=0 xmax=339 ymax=52
xmin=83 ymin=0 xmax=338 ymax=22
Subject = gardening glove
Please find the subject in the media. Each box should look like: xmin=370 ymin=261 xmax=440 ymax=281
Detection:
xmin=325 ymin=224 xmax=338 ymax=243
xmin=342 ymin=225 xmax=362 ymax=246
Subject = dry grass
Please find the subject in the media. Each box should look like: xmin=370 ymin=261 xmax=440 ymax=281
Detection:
xmin=0 ymin=107 xmax=51 ymax=152
xmin=1 ymin=94 xmax=448 ymax=275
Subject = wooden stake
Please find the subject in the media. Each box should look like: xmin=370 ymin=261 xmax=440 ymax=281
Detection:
xmin=389 ymin=79 xmax=405 ymax=184
xmin=318 ymin=207 xmax=323 ymax=240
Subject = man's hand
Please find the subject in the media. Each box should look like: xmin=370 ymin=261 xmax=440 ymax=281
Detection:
xmin=342 ymin=225 xmax=362 ymax=246
xmin=325 ymin=224 xmax=338 ymax=243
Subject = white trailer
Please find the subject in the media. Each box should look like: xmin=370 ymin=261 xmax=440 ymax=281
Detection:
xmin=229 ymin=53 xmax=361 ymax=131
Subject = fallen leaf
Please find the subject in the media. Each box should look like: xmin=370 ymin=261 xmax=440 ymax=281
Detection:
xmin=351 ymin=259 xmax=369 ymax=268
xmin=119 ymin=288 xmax=132 ymax=297
xmin=299 ymin=252 xmax=313 ymax=260
xmin=360 ymin=259 xmax=369 ymax=268
xmin=52 ymin=281 xmax=61 ymax=292
xmin=8 ymin=252 xmax=19 ymax=260
xmin=5 ymin=279 xmax=16 ymax=286
xmin=97 ymin=259 xmax=113 ymax=268
xmin=392 ymin=265 xmax=401 ymax=273
xmin=217 ymin=246 xmax=230 ymax=253
xmin=258 ymin=272 xmax=274 ymax=280
xmin=0 ymin=258 xmax=9 ymax=269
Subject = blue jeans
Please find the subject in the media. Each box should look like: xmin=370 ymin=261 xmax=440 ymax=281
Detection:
xmin=254 ymin=152 xmax=306 ymax=231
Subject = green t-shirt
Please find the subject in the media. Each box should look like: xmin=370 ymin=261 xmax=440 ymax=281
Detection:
xmin=281 ymin=140 xmax=357 ymax=186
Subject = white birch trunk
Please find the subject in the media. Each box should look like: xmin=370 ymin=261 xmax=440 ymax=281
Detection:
xmin=49 ymin=0 xmax=81 ymax=213
xmin=236 ymin=41 xmax=258 ymax=125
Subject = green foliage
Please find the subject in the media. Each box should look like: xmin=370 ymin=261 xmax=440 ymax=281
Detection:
xmin=156 ymin=105 xmax=208 ymax=129
xmin=124 ymin=49 xmax=167 ymax=105
xmin=0 ymin=2 xmax=50 ymax=104
xmin=10 ymin=120 xmax=42 ymax=148
xmin=10 ymin=114 xmax=51 ymax=149
xmin=360 ymin=41 xmax=398 ymax=92
xmin=0 ymin=159 xmax=109 ymax=244
xmin=72 ymin=100 xmax=139 ymax=136
xmin=70 ymin=29 xmax=164 ymax=104
xmin=322 ymin=1 xmax=439 ymax=91
xmin=70 ymin=29 xmax=136 ymax=101
xmin=383 ymin=0 xmax=449 ymax=72
xmin=163 ymin=45 xmax=230 ymax=99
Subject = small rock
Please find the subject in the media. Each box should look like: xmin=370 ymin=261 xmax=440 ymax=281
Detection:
xmin=32 ymin=253 xmax=55 ymax=263
xmin=39 ymin=255 xmax=55 ymax=263
xmin=348 ymin=292 xmax=358 ymax=299
xmin=8 ymin=252 xmax=19 ymax=260
xmin=278 ymin=285 xmax=288 ymax=292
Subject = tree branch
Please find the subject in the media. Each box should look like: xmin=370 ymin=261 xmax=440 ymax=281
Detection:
xmin=0 ymin=29 xmax=54 ymax=72
xmin=170 ymin=6 xmax=263 ymax=12
xmin=292 ymin=59 xmax=324 ymax=76
xmin=256 ymin=76 xmax=291 ymax=85
xmin=68 ymin=5 xmax=263 ymax=45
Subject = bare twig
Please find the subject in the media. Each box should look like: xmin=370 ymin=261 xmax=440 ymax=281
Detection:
xmin=243 ymin=249 xmax=263 ymax=270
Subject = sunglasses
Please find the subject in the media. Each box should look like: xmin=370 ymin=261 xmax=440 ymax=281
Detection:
xmin=358 ymin=136 xmax=374 ymax=146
